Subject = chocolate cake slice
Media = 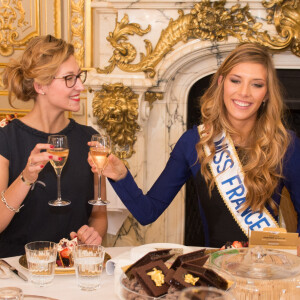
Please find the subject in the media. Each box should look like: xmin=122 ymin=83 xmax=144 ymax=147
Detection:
xmin=125 ymin=249 xmax=174 ymax=279
xmin=134 ymin=260 xmax=170 ymax=297
xmin=170 ymin=249 xmax=207 ymax=270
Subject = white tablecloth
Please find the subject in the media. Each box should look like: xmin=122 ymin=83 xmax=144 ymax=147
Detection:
xmin=0 ymin=246 xmax=131 ymax=300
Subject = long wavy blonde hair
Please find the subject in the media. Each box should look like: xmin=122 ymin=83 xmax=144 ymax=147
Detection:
xmin=196 ymin=43 xmax=290 ymax=214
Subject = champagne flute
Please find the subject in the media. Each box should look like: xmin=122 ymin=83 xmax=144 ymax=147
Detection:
xmin=88 ymin=134 xmax=111 ymax=205
xmin=47 ymin=135 xmax=70 ymax=206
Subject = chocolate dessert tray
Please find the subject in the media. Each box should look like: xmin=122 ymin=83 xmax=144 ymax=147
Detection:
xmin=118 ymin=246 xmax=235 ymax=300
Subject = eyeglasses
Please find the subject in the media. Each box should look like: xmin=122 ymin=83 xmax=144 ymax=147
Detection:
xmin=53 ymin=70 xmax=87 ymax=88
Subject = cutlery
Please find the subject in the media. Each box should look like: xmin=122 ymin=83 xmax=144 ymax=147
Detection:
xmin=0 ymin=259 xmax=28 ymax=281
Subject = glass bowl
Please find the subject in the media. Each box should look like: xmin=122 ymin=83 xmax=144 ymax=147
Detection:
xmin=209 ymin=247 xmax=300 ymax=299
xmin=178 ymin=286 xmax=236 ymax=300
xmin=119 ymin=273 xmax=167 ymax=300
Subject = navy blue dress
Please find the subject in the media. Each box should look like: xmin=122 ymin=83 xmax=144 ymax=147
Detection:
xmin=109 ymin=126 xmax=300 ymax=247
xmin=0 ymin=119 xmax=97 ymax=257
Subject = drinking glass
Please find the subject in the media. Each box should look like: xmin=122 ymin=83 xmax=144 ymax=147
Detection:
xmin=88 ymin=134 xmax=111 ymax=205
xmin=47 ymin=135 xmax=70 ymax=206
xmin=179 ymin=286 xmax=236 ymax=300
xmin=0 ymin=287 xmax=23 ymax=300
xmin=73 ymin=244 xmax=105 ymax=291
xmin=25 ymin=241 xmax=57 ymax=287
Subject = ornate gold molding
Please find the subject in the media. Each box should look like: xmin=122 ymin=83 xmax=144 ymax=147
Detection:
xmin=97 ymin=0 xmax=300 ymax=78
xmin=263 ymin=0 xmax=300 ymax=56
xmin=145 ymin=92 xmax=164 ymax=110
xmin=70 ymin=0 xmax=85 ymax=67
xmin=92 ymin=83 xmax=140 ymax=161
xmin=0 ymin=0 xmax=34 ymax=56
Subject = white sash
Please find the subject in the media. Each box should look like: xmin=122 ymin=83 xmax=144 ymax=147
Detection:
xmin=199 ymin=125 xmax=279 ymax=236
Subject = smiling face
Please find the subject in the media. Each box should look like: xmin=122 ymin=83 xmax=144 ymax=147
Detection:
xmin=222 ymin=62 xmax=268 ymax=131
xmin=43 ymin=55 xmax=84 ymax=112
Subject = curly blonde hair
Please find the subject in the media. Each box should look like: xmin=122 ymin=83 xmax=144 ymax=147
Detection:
xmin=3 ymin=35 xmax=74 ymax=105
xmin=196 ymin=43 xmax=290 ymax=214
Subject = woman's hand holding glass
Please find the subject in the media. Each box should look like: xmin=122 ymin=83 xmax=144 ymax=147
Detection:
xmin=101 ymin=153 xmax=128 ymax=181
xmin=88 ymin=149 xmax=128 ymax=182
xmin=22 ymin=143 xmax=59 ymax=186
xmin=88 ymin=134 xmax=111 ymax=205
xmin=47 ymin=135 xmax=70 ymax=206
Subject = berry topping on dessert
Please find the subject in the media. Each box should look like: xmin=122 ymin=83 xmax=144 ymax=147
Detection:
xmin=56 ymin=237 xmax=78 ymax=267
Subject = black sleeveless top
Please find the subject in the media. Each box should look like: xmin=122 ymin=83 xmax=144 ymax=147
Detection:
xmin=0 ymin=119 xmax=97 ymax=257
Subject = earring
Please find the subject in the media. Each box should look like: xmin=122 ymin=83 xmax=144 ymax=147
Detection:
xmin=41 ymin=92 xmax=45 ymax=95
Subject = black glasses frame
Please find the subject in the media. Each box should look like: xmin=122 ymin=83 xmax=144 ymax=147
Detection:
xmin=53 ymin=70 xmax=87 ymax=88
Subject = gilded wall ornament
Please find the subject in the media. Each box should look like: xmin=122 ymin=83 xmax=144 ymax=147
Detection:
xmin=92 ymin=83 xmax=140 ymax=161
xmin=263 ymin=0 xmax=300 ymax=56
xmin=145 ymin=92 xmax=164 ymax=109
xmin=0 ymin=0 xmax=29 ymax=56
xmin=71 ymin=0 xmax=85 ymax=67
xmin=97 ymin=0 xmax=300 ymax=78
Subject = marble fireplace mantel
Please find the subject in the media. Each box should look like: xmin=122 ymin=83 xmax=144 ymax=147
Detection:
xmin=85 ymin=0 xmax=300 ymax=246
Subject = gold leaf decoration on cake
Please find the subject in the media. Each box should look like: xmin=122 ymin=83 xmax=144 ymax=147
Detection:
xmin=147 ymin=268 xmax=165 ymax=287
xmin=184 ymin=273 xmax=199 ymax=286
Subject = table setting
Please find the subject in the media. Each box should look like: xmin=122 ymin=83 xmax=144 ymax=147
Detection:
xmin=0 ymin=245 xmax=129 ymax=300
xmin=1 ymin=242 xmax=300 ymax=300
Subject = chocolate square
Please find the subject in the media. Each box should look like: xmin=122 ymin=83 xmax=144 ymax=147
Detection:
xmin=125 ymin=249 xmax=173 ymax=279
xmin=170 ymin=249 xmax=206 ymax=270
xmin=169 ymin=266 xmax=208 ymax=290
xmin=182 ymin=264 xmax=228 ymax=290
xmin=135 ymin=260 xmax=170 ymax=297
xmin=165 ymin=268 xmax=176 ymax=285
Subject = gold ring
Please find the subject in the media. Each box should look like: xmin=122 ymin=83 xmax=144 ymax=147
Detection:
xmin=29 ymin=158 xmax=35 ymax=166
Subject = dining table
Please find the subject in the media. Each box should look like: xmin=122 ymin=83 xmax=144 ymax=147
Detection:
xmin=1 ymin=245 xmax=299 ymax=300
xmin=0 ymin=246 xmax=133 ymax=300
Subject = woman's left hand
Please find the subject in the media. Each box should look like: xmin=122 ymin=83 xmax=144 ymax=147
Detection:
xmin=70 ymin=225 xmax=102 ymax=245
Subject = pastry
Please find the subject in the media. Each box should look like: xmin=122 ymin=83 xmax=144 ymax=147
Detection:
xmin=56 ymin=237 xmax=77 ymax=267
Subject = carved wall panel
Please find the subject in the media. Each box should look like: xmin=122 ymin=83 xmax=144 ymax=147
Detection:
xmin=0 ymin=0 xmax=62 ymax=115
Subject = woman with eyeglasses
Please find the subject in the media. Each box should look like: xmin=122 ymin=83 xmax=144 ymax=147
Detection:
xmin=0 ymin=35 xmax=107 ymax=257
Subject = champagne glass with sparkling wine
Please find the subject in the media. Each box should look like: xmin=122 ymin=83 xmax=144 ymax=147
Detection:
xmin=88 ymin=134 xmax=111 ymax=205
xmin=47 ymin=135 xmax=70 ymax=206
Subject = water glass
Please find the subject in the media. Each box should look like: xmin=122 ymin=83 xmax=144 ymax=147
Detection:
xmin=0 ymin=287 xmax=23 ymax=300
xmin=179 ymin=286 xmax=236 ymax=300
xmin=73 ymin=244 xmax=105 ymax=291
xmin=25 ymin=241 xmax=57 ymax=287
